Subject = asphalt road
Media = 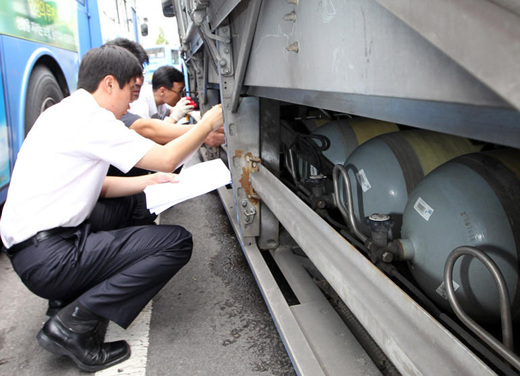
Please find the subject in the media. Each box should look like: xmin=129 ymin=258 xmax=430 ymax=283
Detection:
xmin=0 ymin=156 xmax=296 ymax=376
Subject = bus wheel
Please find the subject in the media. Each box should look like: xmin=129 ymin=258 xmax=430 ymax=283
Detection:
xmin=24 ymin=65 xmax=63 ymax=135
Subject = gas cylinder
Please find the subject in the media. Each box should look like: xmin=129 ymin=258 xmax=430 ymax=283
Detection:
xmin=343 ymin=130 xmax=481 ymax=238
xmin=399 ymin=149 xmax=520 ymax=323
xmin=311 ymin=117 xmax=399 ymax=165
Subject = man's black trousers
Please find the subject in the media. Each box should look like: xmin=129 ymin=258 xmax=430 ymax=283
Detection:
xmin=9 ymin=194 xmax=193 ymax=328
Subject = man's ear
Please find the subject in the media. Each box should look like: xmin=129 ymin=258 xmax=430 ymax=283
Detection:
xmin=101 ymin=75 xmax=116 ymax=94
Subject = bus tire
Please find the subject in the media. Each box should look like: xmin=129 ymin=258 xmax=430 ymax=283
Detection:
xmin=24 ymin=65 xmax=63 ymax=135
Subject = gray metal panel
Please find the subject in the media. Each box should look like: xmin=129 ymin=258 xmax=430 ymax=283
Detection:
xmin=291 ymin=302 xmax=382 ymax=376
xmin=208 ymin=0 xmax=243 ymax=30
xmin=184 ymin=0 xmax=520 ymax=148
xmin=376 ymin=0 xmax=520 ymax=111
xmin=272 ymin=244 xmax=382 ymax=375
xmin=222 ymin=96 xmax=260 ymax=237
xmin=228 ymin=0 xmax=264 ymax=112
xmin=248 ymin=86 xmax=520 ymax=149
xmin=243 ymin=0 xmax=509 ymax=107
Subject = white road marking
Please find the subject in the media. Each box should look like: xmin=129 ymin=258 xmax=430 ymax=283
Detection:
xmin=95 ymin=301 xmax=153 ymax=376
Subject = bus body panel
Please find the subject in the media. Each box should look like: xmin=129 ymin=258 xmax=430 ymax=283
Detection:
xmin=0 ymin=62 xmax=9 ymax=204
xmin=76 ymin=0 xmax=103 ymax=57
xmin=1 ymin=35 xmax=78 ymax=155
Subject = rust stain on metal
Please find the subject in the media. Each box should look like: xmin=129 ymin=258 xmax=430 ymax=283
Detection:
xmin=238 ymin=152 xmax=259 ymax=205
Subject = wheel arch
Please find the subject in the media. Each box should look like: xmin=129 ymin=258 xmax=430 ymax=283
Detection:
xmin=19 ymin=48 xmax=71 ymax=137
xmin=33 ymin=54 xmax=70 ymax=98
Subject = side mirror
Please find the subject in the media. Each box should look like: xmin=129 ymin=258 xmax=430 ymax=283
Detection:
xmin=162 ymin=0 xmax=176 ymax=17
xmin=141 ymin=23 xmax=149 ymax=37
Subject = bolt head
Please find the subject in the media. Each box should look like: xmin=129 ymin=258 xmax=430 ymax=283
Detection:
xmin=381 ymin=252 xmax=393 ymax=263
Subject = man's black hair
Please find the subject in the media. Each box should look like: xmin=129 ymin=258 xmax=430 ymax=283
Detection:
xmin=103 ymin=37 xmax=149 ymax=67
xmin=152 ymin=66 xmax=184 ymax=91
xmin=78 ymin=46 xmax=143 ymax=93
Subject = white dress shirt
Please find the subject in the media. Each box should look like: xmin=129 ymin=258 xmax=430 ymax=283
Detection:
xmin=128 ymin=84 xmax=171 ymax=119
xmin=0 ymin=89 xmax=154 ymax=248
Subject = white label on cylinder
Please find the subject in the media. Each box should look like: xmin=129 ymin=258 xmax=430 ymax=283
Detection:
xmin=436 ymin=281 xmax=460 ymax=300
xmin=356 ymin=169 xmax=371 ymax=192
xmin=414 ymin=197 xmax=434 ymax=221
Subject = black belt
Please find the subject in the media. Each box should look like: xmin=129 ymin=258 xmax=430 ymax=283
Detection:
xmin=4 ymin=227 xmax=73 ymax=258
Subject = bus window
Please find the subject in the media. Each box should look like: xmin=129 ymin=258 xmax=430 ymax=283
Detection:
xmin=143 ymin=44 xmax=181 ymax=83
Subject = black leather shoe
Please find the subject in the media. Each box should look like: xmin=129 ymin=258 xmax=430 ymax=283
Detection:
xmin=36 ymin=315 xmax=130 ymax=372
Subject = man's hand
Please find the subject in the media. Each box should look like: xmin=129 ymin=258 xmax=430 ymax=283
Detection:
xmin=170 ymin=97 xmax=195 ymax=122
xmin=147 ymin=172 xmax=179 ymax=185
xmin=204 ymin=126 xmax=225 ymax=147
xmin=200 ymin=104 xmax=224 ymax=131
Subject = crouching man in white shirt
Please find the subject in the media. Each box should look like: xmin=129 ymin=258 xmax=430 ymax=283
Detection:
xmin=0 ymin=45 xmax=223 ymax=372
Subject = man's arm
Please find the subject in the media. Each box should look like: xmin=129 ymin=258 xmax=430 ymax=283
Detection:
xmin=135 ymin=104 xmax=224 ymax=172
xmin=131 ymin=118 xmax=194 ymax=144
xmin=130 ymin=117 xmax=225 ymax=147
xmin=100 ymin=172 xmax=178 ymax=198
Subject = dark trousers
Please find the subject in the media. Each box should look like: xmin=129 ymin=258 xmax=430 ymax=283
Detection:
xmin=90 ymin=192 xmax=158 ymax=230
xmin=9 ymin=194 xmax=192 ymax=328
